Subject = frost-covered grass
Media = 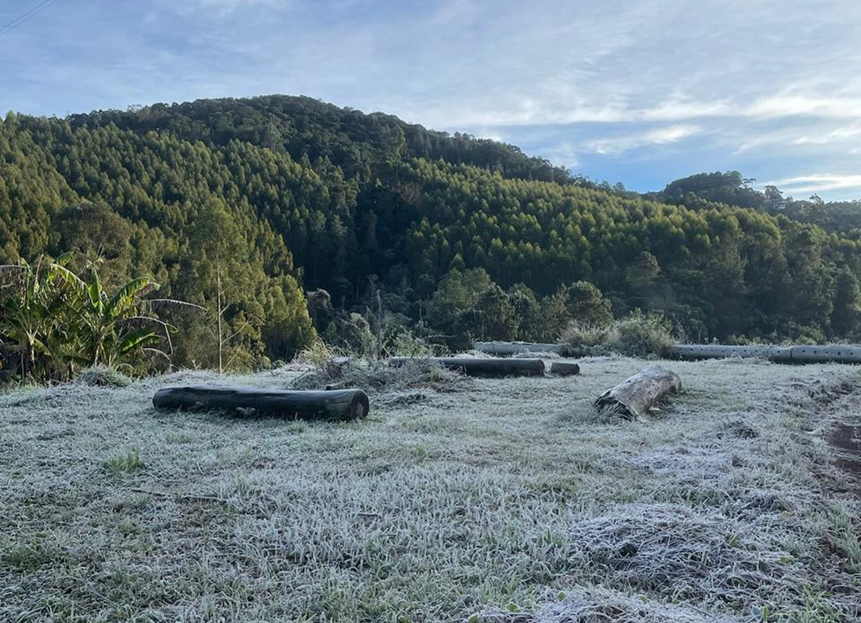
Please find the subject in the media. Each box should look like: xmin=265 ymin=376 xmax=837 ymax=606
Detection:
xmin=0 ymin=359 xmax=859 ymax=622
xmin=290 ymin=356 xmax=472 ymax=396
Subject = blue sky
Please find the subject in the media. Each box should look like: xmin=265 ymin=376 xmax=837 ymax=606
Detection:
xmin=2 ymin=0 xmax=861 ymax=199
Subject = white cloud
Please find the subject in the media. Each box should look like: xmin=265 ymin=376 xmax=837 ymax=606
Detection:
xmin=6 ymin=0 xmax=861 ymax=198
xmin=536 ymin=142 xmax=580 ymax=168
xmin=763 ymin=174 xmax=861 ymax=194
xmin=794 ymin=122 xmax=861 ymax=144
xmin=582 ymin=125 xmax=702 ymax=155
xmin=417 ymin=93 xmax=861 ymax=131
xmin=745 ymin=95 xmax=861 ymax=120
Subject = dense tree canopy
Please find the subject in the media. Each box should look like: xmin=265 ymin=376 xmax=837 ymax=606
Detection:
xmin=1 ymin=95 xmax=860 ymax=368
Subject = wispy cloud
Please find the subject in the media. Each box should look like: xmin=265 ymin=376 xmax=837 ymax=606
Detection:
xmin=582 ymin=125 xmax=703 ymax=155
xmin=165 ymin=0 xmax=282 ymax=14
xmin=2 ymin=0 xmax=861 ymax=198
xmin=794 ymin=122 xmax=861 ymax=145
xmin=762 ymin=174 xmax=861 ymax=194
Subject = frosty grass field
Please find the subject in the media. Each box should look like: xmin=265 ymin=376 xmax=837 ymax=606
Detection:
xmin=1 ymin=357 xmax=860 ymax=622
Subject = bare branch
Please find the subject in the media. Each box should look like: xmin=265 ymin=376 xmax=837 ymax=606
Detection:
xmin=142 ymin=298 xmax=207 ymax=312
xmin=143 ymin=347 xmax=172 ymax=364
xmin=221 ymin=321 xmax=252 ymax=345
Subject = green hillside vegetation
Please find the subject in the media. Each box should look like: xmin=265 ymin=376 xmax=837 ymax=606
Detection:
xmin=1 ymin=96 xmax=860 ymax=372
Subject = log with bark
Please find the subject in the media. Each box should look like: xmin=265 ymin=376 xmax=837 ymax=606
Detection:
xmin=550 ymin=361 xmax=581 ymax=376
xmin=388 ymin=357 xmax=546 ymax=377
xmin=152 ymin=386 xmax=370 ymax=420
xmin=594 ymin=366 xmax=681 ymax=419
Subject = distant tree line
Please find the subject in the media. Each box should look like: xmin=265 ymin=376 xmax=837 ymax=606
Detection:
xmin=1 ymin=96 xmax=860 ymax=373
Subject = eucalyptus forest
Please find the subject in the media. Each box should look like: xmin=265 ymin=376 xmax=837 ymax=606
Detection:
xmin=1 ymin=95 xmax=860 ymax=371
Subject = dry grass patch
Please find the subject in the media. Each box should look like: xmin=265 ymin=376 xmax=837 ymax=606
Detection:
xmin=291 ymin=356 xmax=473 ymax=397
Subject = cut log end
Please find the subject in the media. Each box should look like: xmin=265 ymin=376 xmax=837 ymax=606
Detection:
xmin=349 ymin=391 xmax=369 ymax=419
xmin=594 ymin=393 xmax=636 ymax=419
xmin=594 ymin=366 xmax=681 ymax=420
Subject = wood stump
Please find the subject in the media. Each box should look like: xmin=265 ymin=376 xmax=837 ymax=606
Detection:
xmin=595 ymin=366 xmax=681 ymax=419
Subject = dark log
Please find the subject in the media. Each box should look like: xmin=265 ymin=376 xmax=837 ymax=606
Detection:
xmin=594 ymin=366 xmax=681 ymax=419
xmin=669 ymin=343 xmax=861 ymax=364
xmin=550 ymin=361 xmax=581 ymax=376
xmin=388 ymin=357 xmax=545 ymax=377
xmin=152 ymin=386 xmax=369 ymax=420
xmin=669 ymin=344 xmax=792 ymax=362
xmin=790 ymin=345 xmax=861 ymax=363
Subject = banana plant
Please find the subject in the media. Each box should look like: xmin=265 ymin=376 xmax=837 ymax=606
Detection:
xmin=51 ymin=262 xmax=171 ymax=368
xmin=0 ymin=254 xmax=72 ymax=379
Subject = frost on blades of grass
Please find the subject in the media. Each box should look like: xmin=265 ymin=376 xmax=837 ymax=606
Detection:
xmin=290 ymin=356 xmax=472 ymax=401
xmin=76 ymin=365 xmax=132 ymax=388
xmin=0 ymin=358 xmax=859 ymax=623
xmin=475 ymin=586 xmax=747 ymax=623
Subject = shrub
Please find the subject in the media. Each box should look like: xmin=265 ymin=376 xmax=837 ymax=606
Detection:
xmin=536 ymin=281 xmax=615 ymax=342
xmin=76 ymin=366 xmax=132 ymax=388
xmin=561 ymin=311 xmax=674 ymax=358
xmin=294 ymin=338 xmax=344 ymax=367
xmin=291 ymin=356 xmax=469 ymax=394
xmin=612 ymin=310 xmax=675 ymax=358
xmin=388 ymin=331 xmax=436 ymax=358
xmin=559 ymin=322 xmax=607 ymax=354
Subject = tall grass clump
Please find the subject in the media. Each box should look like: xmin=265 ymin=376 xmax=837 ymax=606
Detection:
xmin=76 ymin=366 xmax=132 ymax=388
xmin=294 ymin=338 xmax=345 ymax=368
xmin=612 ymin=310 xmax=675 ymax=357
xmin=387 ymin=331 xmax=437 ymax=358
xmin=103 ymin=448 xmax=145 ymax=474
xmin=291 ymin=355 xmax=469 ymax=394
xmin=562 ymin=310 xmax=674 ymax=358
xmin=295 ymin=329 xmax=437 ymax=365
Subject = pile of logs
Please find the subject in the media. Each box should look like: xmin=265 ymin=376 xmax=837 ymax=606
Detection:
xmin=151 ymin=359 xmax=686 ymax=425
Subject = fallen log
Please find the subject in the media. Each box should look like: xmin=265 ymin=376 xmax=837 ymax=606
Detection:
xmin=594 ymin=366 xmax=681 ymax=419
xmin=388 ymin=357 xmax=545 ymax=377
xmin=790 ymin=345 xmax=861 ymax=364
xmin=550 ymin=361 xmax=581 ymax=376
xmin=669 ymin=343 xmax=861 ymax=364
xmin=152 ymin=386 xmax=369 ymax=420
xmin=669 ymin=344 xmax=792 ymax=362
xmin=473 ymin=341 xmax=562 ymax=356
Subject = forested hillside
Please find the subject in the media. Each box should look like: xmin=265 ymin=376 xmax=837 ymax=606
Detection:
xmin=1 ymin=95 xmax=860 ymax=369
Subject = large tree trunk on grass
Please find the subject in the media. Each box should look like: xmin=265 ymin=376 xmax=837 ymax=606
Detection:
xmin=595 ymin=366 xmax=681 ymax=419
xmin=388 ymin=357 xmax=546 ymax=377
xmin=153 ymin=386 xmax=370 ymax=420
